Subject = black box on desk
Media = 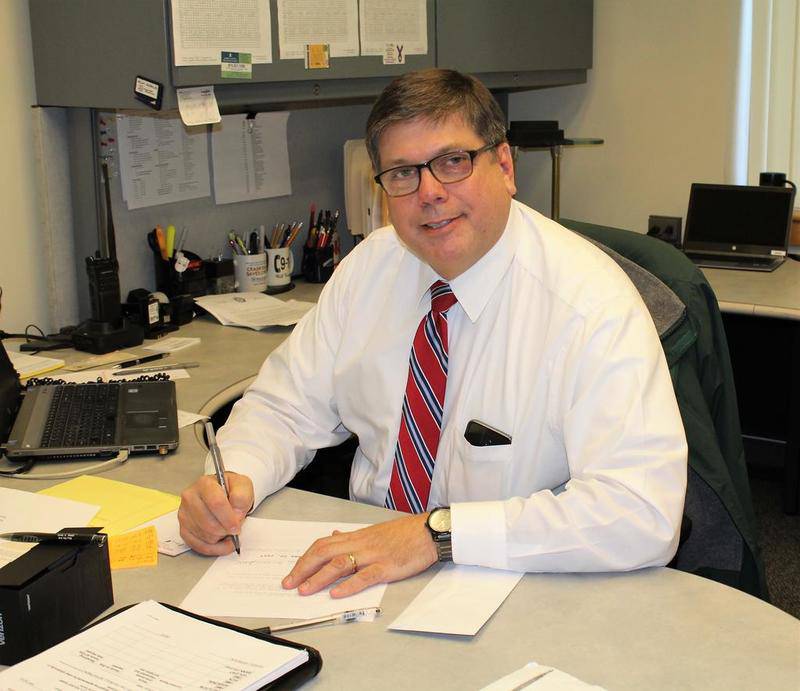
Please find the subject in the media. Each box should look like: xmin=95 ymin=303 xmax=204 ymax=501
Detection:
xmin=0 ymin=532 xmax=113 ymax=664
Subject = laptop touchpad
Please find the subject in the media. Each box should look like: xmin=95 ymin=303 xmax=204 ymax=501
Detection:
xmin=126 ymin=411 xmax=159 ymax=428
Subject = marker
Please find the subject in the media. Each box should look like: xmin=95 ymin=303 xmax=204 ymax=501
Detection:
xmin=166 ymin=224 xmax=176 ymax=258
xmin=113 ymin=353 xmax=166 ymax=369
xmin=205 ymin=421 xmax=241 ymax=555
xmin=0 ymin=531 xmax=107 ymax=546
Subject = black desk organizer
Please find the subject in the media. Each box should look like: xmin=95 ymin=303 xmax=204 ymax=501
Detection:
xmin=302 ymin=245 xmax=334 ymax=283
xmin=152 ymin=249 xmax=208 ymax=325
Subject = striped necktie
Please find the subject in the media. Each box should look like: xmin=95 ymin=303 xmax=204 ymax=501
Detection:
xmin=385 ymin=281 xmax=458 ymax=513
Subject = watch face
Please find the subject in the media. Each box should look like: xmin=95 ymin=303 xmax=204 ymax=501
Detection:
xmin=428 ymin=508 xmax=451 ymax=533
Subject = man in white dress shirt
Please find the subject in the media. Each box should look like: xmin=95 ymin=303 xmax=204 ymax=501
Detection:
xmin=179 ymin=69 xmax=687 ymax=598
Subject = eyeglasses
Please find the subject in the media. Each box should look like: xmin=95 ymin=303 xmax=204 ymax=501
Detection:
xmin=374 ymin=142 xmax=500 ymax=197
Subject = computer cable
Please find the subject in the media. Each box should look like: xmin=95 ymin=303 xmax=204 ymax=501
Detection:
xmin=0 ymin=449 xmax=130 ymax=480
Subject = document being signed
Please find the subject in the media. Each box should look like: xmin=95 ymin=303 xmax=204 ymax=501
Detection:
xmin=180 ymin=518 xmax=387 ymax=619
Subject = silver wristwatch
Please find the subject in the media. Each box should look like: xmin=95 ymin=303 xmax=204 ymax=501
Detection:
xmin=425 ymin=507 xmax=452 ymax=562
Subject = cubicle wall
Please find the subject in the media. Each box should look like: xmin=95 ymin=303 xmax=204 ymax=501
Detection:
xmin=28 ymin=0 xmax=594 ymax=323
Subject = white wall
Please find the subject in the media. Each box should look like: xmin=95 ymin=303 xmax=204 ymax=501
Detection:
xmin=511 ymin=0 xmax=742 ymax=234
xmin=0 ymin=1 xmax=49 ymax=334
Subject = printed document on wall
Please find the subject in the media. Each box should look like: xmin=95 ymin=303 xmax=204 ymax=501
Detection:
xmin=211 ymin=112 xmax=292 ymax=205
xmin=116 ymin=113 xmax=211 ymax=210
xmin=277 ymin=0 xmax=359 ymax=59
xmin=171 ymin=0 xmax=272 ymax=66
xmin=359 ymin=0 xmax=427 ymax=56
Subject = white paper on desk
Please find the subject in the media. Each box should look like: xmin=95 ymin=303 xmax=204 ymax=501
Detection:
xmin=0 ymin=600 xmax=306 ymax=690
xmin=116 ymin=112 xmax=211 ymax=210
xmin=389 ymin=563 xmax=523 ymax=636
xmin=211 ymin=112 xmax=292 ymax=205
xmin=277 ymin=0 xmax=359 ymax=59
xmin=195 ymin=292 xmax=314 ymax=329
xmin=180 ymin=518 xmax=387 ymax=619
xmin=171 ymin=0 xmax=272 ymax=66
xmin=0 ymin=487 xmax=100 ymax=568
xmin=178 ymin=409 xmax=208 ymax=429
xmin=481 ymin=661 xmax=607 ymax=691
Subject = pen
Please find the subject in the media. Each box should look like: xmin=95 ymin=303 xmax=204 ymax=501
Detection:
xmin=113 ymin=353 xmax=166 ymax=369
xmin=205 ymin=420 xmax=241 ymax=555
xmin=254 ymin=607 xmax=381 ymax=635
xmin=0 ymin=531 xmax=107 ymax=546
xmin=112 ymin=362 xmax=199 ymax=376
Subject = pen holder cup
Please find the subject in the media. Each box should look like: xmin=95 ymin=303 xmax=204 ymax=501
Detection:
xmin=233 ymin=253 xmax=267 ymax=292
xmin=302 ymin=245 xmax=335 ymax=284
xmin=266 ymin=248 xmax=294 ymax=289
xmin=153 ymin=249 xmax=207 ymax=299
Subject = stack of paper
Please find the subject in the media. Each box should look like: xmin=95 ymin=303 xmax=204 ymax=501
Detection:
xmin=5 ymin=349 xmax=65 ymax=379
xmin=194 ymin=293 xmax=314 ymax=330
xmin=38 ymin=476 xmax=181 ymax=535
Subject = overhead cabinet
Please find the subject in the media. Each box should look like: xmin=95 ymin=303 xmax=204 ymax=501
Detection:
xmin=29 ymin=0 xmax=593 ymax=111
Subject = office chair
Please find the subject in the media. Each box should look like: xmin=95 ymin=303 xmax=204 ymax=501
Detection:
xmin=562 ymin=218 xmax=768 ymax=600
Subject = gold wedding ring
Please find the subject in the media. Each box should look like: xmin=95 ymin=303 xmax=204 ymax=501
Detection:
xmin=348 ymin=552 xmax=358 ymax=572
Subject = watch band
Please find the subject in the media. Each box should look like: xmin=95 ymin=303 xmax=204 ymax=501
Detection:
xmin=433 ymin=538 xmax=453 ymax=562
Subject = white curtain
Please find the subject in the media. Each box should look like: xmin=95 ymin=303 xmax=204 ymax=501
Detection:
xmin=747 ymin=0 xmax=800 ymax=185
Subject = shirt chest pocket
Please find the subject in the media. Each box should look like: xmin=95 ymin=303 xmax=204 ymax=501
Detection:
xmin=444 ymin=435 xmax=513 ymax=502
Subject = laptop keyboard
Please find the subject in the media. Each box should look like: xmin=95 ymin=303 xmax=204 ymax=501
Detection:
xmin=41 ymin=383 xmax=120 ymax=448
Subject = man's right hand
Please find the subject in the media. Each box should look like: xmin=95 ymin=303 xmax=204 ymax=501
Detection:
xmin=178 ymin=472 xmax=254 ymax=555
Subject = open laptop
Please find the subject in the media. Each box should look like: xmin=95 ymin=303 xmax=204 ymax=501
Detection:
xmin=0 ymin=345 xmax=178 ymax=461
xmin=683 ymin=183 xmax=796 ymax=272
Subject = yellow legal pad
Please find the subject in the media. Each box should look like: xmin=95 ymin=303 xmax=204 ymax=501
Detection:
xmin=38 ymin=475 xmax=181 ymax=536
xmin=108 ymin=526 xmax=158 ymax=570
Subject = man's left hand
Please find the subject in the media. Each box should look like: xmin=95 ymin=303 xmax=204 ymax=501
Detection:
xmin=282 ymin=513 xmax=437 ymax=598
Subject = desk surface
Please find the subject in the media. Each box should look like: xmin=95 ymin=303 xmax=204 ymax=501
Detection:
xmin=2 ymin=283 xmax=799 ymax=689
xmin=702 ymin=258 xmax=800 ymax=320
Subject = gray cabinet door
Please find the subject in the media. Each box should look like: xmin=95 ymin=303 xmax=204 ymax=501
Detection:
xmin=437 ymin=0 xmax=593 ymax=74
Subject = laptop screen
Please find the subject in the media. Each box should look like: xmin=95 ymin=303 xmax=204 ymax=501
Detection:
xmin=684 ymin=183 xmax=795 ymax=255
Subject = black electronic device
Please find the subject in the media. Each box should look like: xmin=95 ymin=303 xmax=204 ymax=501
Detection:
xmin=0 ymin=527 xmax=113 ymax=664
xmin=86 ymin=254 xmax=122 ymax=323
xmin=123 ymin=288 xmax=177 ymax=339
xmin=72 ymin=159 xmax=143 ymax=353
xmin=683 ymin=183 xmax=796 ymax=272
xmin=464 ymin=419 xmax=512 ymax=447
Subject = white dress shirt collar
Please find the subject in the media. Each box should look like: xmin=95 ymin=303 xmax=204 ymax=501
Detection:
xmin=409 ymin=201 xmax=519 ymax=321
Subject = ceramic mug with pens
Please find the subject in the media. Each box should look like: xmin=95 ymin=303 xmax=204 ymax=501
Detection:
xmin=267 ymin=248 xmax=294 ymax=288
xmin=233 ymin=253 xmax=267 ymax=292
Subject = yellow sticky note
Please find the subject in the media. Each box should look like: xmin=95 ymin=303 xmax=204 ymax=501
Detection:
xmin=108 ymin=526 xmax=158 ymax=570
xmin=38 ymin=476 xmax=180 ymax=536
xmin=305 ymin=43 xmax=330 ymax=69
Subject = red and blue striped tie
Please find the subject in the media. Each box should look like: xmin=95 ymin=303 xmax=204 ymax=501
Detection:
xmin=386 ymin=281 xmax=458 ymax=513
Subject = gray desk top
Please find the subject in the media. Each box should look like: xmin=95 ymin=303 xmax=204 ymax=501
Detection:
xmin=2 ymin=282 xmax=799 ymax=689
xmin=702 ymin=259 xmax=800 ymax=320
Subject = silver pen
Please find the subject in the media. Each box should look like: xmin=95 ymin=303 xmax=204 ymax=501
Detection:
xmin=204 ymin=420 xmax=241 ymax=554
xmin=112 ymin=362 xmax=199 ymax=376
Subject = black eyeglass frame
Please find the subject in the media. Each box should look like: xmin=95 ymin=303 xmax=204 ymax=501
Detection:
xmin=373 ymin=142 xmax=501 ymax=197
